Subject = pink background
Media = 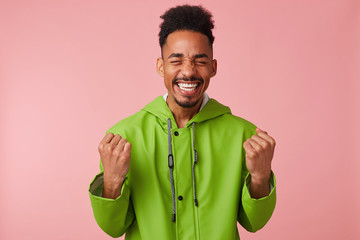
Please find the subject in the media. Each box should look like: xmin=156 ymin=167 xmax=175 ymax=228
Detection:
xmin=1 ymin=0 xmax=359 ymax=239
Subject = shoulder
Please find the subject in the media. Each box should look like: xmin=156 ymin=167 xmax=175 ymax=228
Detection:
xmin=105 ymin=109 xmax=148 ymax=137
xmin=203 ymin=97 xmax=258 ymax=138
xmin=222 ymin=114 xmax=257 ymax=135
xmin=206 ymin=98 xmax=257 ymax=133
xmin=224 ymin=113 xmax=257 ymax=130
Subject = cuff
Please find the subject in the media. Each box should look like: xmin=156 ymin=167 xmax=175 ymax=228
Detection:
xmin=245 ymin=171 xmax=276 ymax=200
xmin=88 ymin=171 xmax=129 ymax=201
xmin=239 ymin=170 xmax=276 ymax=232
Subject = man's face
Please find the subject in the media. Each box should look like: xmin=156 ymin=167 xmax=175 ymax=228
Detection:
xmin=156 ymin=30 xmax=217 ymax=109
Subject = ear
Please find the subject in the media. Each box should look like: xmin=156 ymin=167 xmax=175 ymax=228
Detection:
xmin=156 ymin=57 xmax=164 ymax=77
xmin=210 ymin=59 xmax=217 ymax=77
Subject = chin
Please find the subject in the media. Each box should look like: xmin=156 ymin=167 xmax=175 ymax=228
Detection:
xmin=174 ymin=95 xmax=201 ymax=108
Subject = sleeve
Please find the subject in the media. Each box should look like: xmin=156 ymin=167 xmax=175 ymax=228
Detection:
xmin=88 ymin=162 xmax=135 ymax=238
xmin=237 ymin=170 xmax=276 ymax=232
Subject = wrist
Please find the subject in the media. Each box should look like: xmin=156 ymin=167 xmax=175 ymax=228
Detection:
xmin=250 ymin=175 xmax=270 ymax=186
xmin=103 ymin=172 xmax=126 ymax=186
xmin=249 ymin=171 xmax=271 ymax=185
xmin=249 ymin=172 xmax=271 ymax=199
xmin=102 ymin=174 xmax=125 ymax=199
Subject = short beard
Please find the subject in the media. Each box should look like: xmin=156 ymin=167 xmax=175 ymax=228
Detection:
xmin=173 ymin=95 xmax=201 ymax=108
xmin=172 ymin=76 xmax=203 ymax=108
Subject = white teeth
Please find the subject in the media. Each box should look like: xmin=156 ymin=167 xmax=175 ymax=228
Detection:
xmin=177 ymin=82 xmax=198 ymax=91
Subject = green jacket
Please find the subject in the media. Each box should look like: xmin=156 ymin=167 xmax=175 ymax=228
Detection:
xmin=89 ymin=96 xmax=276 ymax=239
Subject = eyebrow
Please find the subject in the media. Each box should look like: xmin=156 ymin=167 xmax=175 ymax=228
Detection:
xmin=167 ymin=53 xmax=210 ymax=59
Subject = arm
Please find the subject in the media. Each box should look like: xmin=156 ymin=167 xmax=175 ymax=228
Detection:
xmin=237 ymin=127 xmax=277 ymax=232
xmin=237 ymin=171 xmax=276 ymax=232
xmin=88 ymin=132 xmax=135 ymax=238
xmin=89 ymin=170 xmax=134 ymax=238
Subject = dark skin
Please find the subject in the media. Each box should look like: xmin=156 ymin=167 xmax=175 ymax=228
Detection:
xmin=156 ymin=30 xmax=217 ymax=128
xmin=99 ymin=30 xmax=275 ymax=200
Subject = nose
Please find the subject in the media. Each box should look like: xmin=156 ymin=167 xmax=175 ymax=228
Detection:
xmin=181 ymin=59 xmax=196 ymax=78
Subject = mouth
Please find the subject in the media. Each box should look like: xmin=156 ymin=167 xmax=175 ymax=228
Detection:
xmin=174 ymin=81 xmax=202 ymax=96
xmin=177 ymin=82 xmax=199 ymax=91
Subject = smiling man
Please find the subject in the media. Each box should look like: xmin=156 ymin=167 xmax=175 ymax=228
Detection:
xmin=157 ymin=30 xmax=216 ymax=128
xmin=89 ymin=4 xmax=276 ymax=240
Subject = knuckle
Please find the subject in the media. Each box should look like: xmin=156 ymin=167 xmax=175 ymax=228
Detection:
xmin=104 ymin=144 xmax=113 ymax=153
xmin=120 ymin=154 xmax=130 ymax=161
xmin=253 ymin=144 xmax=261 ymax=150
xmin=98 ymin=143 xmax=104 ymax=151
xmin=113 ymin=147 xmax=121 ymax=157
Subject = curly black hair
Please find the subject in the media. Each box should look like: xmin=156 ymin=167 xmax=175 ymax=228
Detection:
xmin=159 ymin=4 xmax=215 ymax=54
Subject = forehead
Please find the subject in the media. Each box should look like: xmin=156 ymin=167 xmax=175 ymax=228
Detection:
xmin=163 ymin=30 xmax=212 ymax=58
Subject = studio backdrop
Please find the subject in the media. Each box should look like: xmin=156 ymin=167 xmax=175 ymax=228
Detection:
xmin=0 ymin=0 xmax=359 ymax=239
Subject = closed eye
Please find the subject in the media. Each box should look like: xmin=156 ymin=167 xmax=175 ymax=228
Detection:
xmin=170 ymin=61 xmax=182 ymax=65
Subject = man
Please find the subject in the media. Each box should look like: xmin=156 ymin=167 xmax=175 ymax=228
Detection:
xmin=89 ymin=4 xmax=276 ymax=239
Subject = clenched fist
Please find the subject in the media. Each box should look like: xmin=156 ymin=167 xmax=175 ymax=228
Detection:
xmin=243 ymin=127 xmax=276 ymax=199
xmin=98 ymin=132 xmax=132 ymax=199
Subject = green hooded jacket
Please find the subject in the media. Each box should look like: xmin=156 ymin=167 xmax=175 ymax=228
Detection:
xmin=89 ymin=96 xmax=276 ymax=239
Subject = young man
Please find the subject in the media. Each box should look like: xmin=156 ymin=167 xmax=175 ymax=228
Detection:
xmin=89 ymin=4 xmax=276 ymax=239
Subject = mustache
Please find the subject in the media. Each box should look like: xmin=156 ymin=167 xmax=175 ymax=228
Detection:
xmin=173 ymin=77 xmax=204 ymax=84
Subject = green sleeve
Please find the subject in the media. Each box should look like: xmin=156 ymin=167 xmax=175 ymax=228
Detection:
xmin=88 ymin=171 xmax=135 ymax=238
xmin=237 ymin=171 xmax=276 ymax=232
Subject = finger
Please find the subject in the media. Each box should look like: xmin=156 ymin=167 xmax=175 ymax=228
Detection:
xmin=102 ymin=132 xmax=115 ymax=144
xmin=251 ymin=135 xmax=268 ymax=148
xmin=123 ymin=142 xmax=132 ymax=154
xmin=243 ymin=140 xmax=256 ymax=152
xmin=243 ymin=141 xmax=256 ymax=157
xmin=110 ymin=134 xmax=122 ymax=146
xmin=256 ymin=131 xmax=276 ymax=147
xmin=116 ymin=138 xmax=128 ymax=152
xmin=256 ymin=128 xmax=267 ymax=135
xmin=247 ymin=138 xmax=261 ymax=151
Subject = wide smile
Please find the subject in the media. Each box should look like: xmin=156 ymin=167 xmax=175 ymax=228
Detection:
xmin=174 ymin=81 xmax=202 ymax=96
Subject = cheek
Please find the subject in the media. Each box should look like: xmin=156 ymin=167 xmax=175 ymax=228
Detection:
xmin=163 ymin=72 xmax=175 ymax=89
xmin=163 ymin=77 xmax=171 ymax=89
xmin=202 ymin=81 xmax=210 ymax=92
xmin=200 ymin=69 xmax=213 ymax=89
xmin=199 ymin=67 xmax=213 ymax=81
xmin=164 ymin=67 xmax=180 ymax=81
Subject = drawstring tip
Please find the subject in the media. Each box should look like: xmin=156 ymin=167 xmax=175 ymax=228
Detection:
xmin=194 ymin=199 xmax=198 ymax=207
xmin=172 ymin=213 xmax=176 ymax=222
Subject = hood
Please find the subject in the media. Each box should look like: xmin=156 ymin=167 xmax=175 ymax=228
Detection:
xmin=141 ymin=95 xmax=232 ymax=129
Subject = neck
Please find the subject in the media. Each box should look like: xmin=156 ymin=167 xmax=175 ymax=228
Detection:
xmin=166 ymin=96 xmax=202 ymax=128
